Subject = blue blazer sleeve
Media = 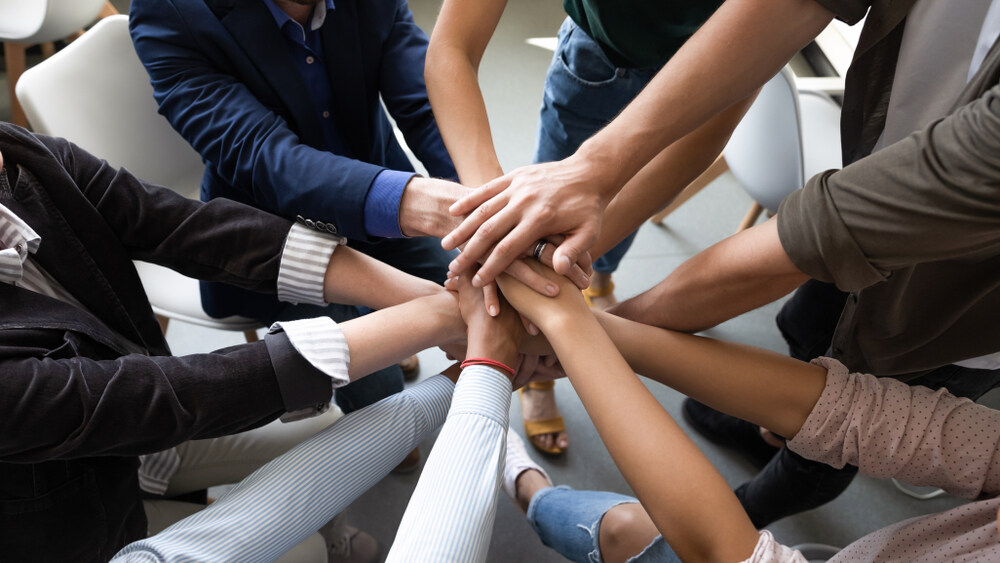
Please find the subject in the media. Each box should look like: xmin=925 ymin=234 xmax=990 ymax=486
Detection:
xmin=129 ymin=0 xmax=384 ymax=239
xmin=377 ymin=0 xmax=458 ymax=181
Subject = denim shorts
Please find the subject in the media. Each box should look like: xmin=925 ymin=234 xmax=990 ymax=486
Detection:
xmin=525 ymin=486 xmax=680 ymax=563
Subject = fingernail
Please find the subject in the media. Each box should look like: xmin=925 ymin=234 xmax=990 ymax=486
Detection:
xmin=448 ymin=260 xmax=459 ymax=272
xmin=442 ymin=236 xmax=453 ymax=248
xmin=488 ymin=305 xmax=498 ymax=316
xmin=473 ymin=274 xmax=484 ymax=287
xmin=561 ymin=256 xmax=572 ymax=269
xmin=545 ymin=284 xmax=558 ymax=296
xmin=528 ymin=323 xmax=539 ymax=336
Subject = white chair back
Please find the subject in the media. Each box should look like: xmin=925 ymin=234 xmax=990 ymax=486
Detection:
xmin=724 ymin=66 xmax=843 ymax=215
xmin=0 ymin=0 xmax=107 ymax=44
xmin=16 ymin=15 xmax=205 ymax=199
xmin=723 ymin=66 xmax=804 ymax=214
xmin=15 ymin=15 xmax=260 ymax=335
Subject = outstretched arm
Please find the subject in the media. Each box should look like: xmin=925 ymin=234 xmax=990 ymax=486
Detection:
xmin=443 ymin=0 xmax=833 ymax=285
xmin=610 ymin=217 xmax=810 ymax=332
xmin=498 ymin=266 xmax=764 ymax=562
xmin=425 ymin=0 xmax=508 ymax=186
xmin=113 ymin=368 xmax=462 ymax=563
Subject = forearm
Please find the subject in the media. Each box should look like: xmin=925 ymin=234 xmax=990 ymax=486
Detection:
xmin=398 ymin=177 xmax=471 ymax=238
xmin=611 ymin=218 xmax=809 ymax=331
xmin=425 ymin=45 xmax=505 ymax=186
xmin=592 ymin=311 xmax=826 ymax=439
xmin=387 ymin=366 xmax=511 ymax=562
xmin=542 ymin=313 xmax=759 ymax=562
xmin=113 ymin=375 xmax=455 ymax=563
xmin=574 ymin=0 xmax=832 ymax=193
xmin=323 ymin=246 xmax=442 ymax=309
xmin=593 ymin=96 xmax=754 ymax=258
xmin=425 ymin=0 xmax=507 ymax=187
xmin=340 ymin=292 xmax=461 ymax=380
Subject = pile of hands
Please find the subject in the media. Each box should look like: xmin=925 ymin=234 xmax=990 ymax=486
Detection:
xmin=437 ymin=256 xmax=591 ymax=389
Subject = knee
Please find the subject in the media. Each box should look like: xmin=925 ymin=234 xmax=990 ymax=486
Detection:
xmin=597 ymin=503 xmax=659 ymax=563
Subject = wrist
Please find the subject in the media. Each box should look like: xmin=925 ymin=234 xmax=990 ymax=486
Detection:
xmin=466 ymin=321 xmax=519 ymax=369
xmin=398 ymin=177 xmax=467 ymax=238
xmin=573 ymin=142 xmax=627 ymax=205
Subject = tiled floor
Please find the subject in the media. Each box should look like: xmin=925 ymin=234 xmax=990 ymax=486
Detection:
xmin=2 ymin=1 xmax=988 ymax=561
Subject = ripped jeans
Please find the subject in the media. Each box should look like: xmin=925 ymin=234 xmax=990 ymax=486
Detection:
xmin=526 ymin=486 xmax=680 ymax=563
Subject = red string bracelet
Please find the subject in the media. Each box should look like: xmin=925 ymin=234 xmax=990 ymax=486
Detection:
xmin=460 ymin=357 xmax=515 ymax=377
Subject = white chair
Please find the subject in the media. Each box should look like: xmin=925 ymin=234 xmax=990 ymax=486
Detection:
xmin=0 ymin=0 xmax=116 ymax=127
xmin=16 ymin=15 xmax=262 ymax=342
xmin=651 ymin=66 xmax=842 ymax=232
xmin=725 ymin=65 xmax=843 ymax=230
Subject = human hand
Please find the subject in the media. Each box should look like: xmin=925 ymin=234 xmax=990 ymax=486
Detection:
xmin=496 ymin=259 xmax=589 ymax=331
xmin=447 ymin=267 xmax=526 ymax=377
xmin=398 ymin=176 xmax=473 ymax=238
xmin=441 ymin=155 xmax=612 ymax=287
xmin=461 ymin=235 xmax=593 ymax=325
xmin=509 ymin=354 xmax=566 ymax=390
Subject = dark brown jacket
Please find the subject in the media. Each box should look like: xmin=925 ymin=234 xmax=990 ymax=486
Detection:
xmin=0 ymin=123 xmax=331 ymax=561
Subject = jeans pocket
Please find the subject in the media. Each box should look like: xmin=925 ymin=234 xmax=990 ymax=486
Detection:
xmin=556 ymin=22 xmax=622 ymax=87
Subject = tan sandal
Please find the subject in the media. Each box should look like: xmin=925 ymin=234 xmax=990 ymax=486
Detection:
xmin=582 ymin=281 xmax=615 ymax=309
xmin=518 ymin=380 xmax=567 ymax=456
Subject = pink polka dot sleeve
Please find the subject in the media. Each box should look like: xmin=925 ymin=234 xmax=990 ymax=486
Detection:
xmin=786 ymin=357 xmax=1000 ymax=500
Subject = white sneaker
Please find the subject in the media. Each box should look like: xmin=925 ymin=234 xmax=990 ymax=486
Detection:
xmin=503 ymin=428 xmax=551 ymax=500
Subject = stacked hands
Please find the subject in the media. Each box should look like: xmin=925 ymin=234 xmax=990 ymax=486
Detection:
xmin=431 ymin=159 xmax=607 ymax=317
xmin=440 ymin=258 xmax=584 ymax=390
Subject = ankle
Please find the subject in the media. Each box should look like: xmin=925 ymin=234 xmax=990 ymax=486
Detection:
xmin=515 ymin=469 xmax=552 ymax=512
xmin=591 ymin=272 xmax=613 ymax=289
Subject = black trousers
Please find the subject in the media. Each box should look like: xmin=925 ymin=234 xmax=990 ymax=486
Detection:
xmin=740 ymin=279 xmax=1000 ymax=527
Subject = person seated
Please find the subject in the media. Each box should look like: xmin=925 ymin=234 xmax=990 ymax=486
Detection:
xmin=0 ymin=122 xmax=447 ymax=562
xmin=491 ymin=262 xmax=1000 ymax=562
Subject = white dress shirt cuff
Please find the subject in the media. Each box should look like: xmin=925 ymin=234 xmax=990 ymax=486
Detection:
xmin=276 ymin=223 xmax=344 ymax=306
xmin=450 ymin=365 xmax=513 ymax=425
xmin=269 ymin=317 xmax=350 ymax=421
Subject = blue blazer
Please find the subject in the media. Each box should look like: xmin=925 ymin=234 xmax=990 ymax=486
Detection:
xmin=129 ymin=0 xmax=456 ymax=320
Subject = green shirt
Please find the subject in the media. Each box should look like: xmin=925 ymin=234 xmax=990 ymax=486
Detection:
xmin=563 ymin=0 xmax=723 ymax=69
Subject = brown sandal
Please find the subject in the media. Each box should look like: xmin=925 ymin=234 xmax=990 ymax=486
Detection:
xmin=518 ymin=380 xmax=567 ymax=456
xmin=582 ymin=281 xmax=615 ymax=309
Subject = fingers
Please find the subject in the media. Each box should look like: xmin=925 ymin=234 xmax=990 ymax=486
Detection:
xmin=505 ymin=259 xmax=560 ymax=297
xmin=474 ymin=221 xmax=540 ymax=286
xmin=444 ymin=195 xmax=514 ymax=269
xmin=483 ymin=282 xmax=500 ymax=317
xmin=449 ymin=173 xmax=512 ymax=217
xmin=551 ymin=227 xmax=599 ymax=275
xmin=535 ymin=240 xmax=590 ymax=289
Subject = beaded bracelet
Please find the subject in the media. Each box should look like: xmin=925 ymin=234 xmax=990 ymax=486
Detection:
xmin=460 ymin=357 xmax=515 ymax=377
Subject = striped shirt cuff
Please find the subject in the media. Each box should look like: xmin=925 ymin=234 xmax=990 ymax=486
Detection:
xmin=269 ymin=317 xmax=350 ymax=387
xmin=451 ymin=365 xmax=512 ymax=427
xmin=277 ymin=223 xmax=343 ymax=306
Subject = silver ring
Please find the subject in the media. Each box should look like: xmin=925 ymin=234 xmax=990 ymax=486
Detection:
xmin=532 ymin=240 xmax=549 ymax=261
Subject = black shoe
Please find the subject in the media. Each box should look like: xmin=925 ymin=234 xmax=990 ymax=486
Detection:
xmin=735 ymin=447 xmax=859 ymax=528
xmin=681 ymin=398 xmax=780 ymax=469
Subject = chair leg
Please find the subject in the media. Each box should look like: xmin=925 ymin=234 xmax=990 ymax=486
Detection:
xmin=40 ymin=42 xmax=57 ymax=58
xmin=156 ymin=314 xmax=170 ymax=336
xmin=737 ymin=202 xmax=764 ymax=232
xmin=650 ymin=154 xmax=729 ymax=224
xmin=244 ymin=330 xmax=260 ymax=343
xmin=4 ymin=42 xmax=28 ymax=128
xmin=99 ymin=2 xmax=120 ymax=18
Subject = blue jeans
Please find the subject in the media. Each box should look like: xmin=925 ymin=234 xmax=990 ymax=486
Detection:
xmin=534 ymin=18 xmax=659 ymax=274
xmin=527 ymin=486 xmax=680 ymax=563
xmin=267 ymin=235 xmax=454 ymax=414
